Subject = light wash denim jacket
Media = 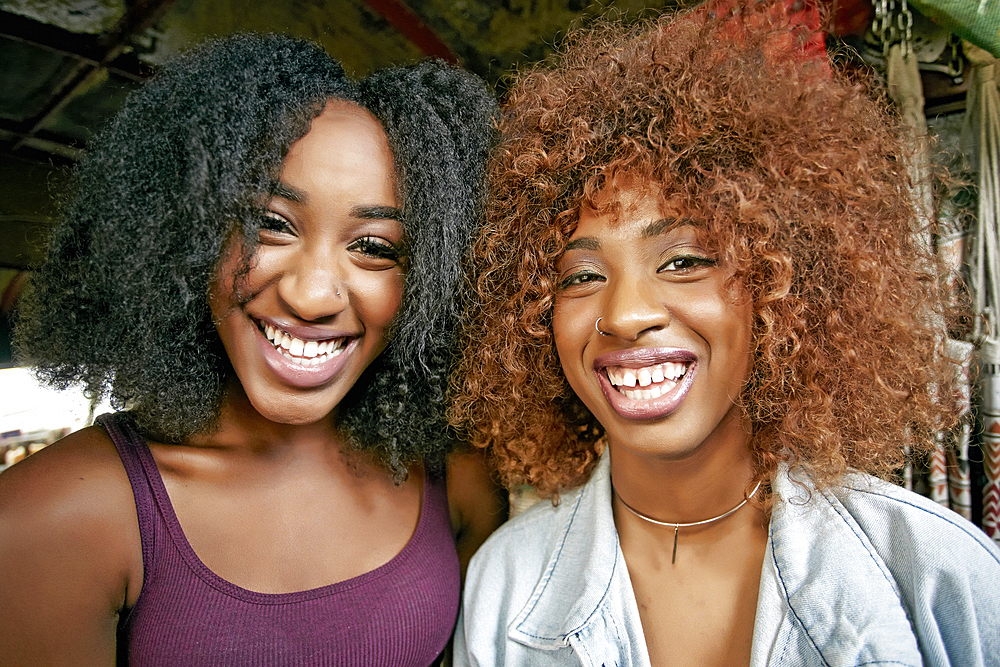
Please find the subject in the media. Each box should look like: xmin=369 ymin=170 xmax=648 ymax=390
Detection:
xmin=455 ymin=453 xmax=1000 ymax=666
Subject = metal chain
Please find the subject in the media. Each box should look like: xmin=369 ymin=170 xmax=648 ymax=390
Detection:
xmin=898 ymin=0 xmax=914 ymax=57
xmin=872 ymin=0 xmax=914 ymax=57
xmin=873 ymin=0 xmax=892 ymax=53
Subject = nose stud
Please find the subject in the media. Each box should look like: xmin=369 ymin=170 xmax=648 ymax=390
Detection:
xmin=596 ymin=317 xmax=611 ymax=337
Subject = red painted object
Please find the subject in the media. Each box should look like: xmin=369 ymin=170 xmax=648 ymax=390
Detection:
xmin=362 ymin=0 xmax=458 ymax=63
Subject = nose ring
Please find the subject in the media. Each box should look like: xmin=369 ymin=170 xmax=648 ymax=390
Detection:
xmin=595 ymin=317 xmax=611 ymax=337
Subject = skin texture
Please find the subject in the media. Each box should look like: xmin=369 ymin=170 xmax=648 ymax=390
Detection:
xmin=211 ymin=102 xmax=405 ymax=427
xmin=2 ymin=37 xmax=506 ymax=665
xmin=451 ymin=5 xmax=960 ymax=498
xmin=554 ymin=190 xmax=752 ymax=465
xmin=15 ymin=35 xmax=500 ymax=479
xmin=553 ymin=186 xmax=764 ymax=666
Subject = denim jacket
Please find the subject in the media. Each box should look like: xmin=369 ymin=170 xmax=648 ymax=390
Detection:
xmin=455 ymin=453 xmax=1000 ymax=666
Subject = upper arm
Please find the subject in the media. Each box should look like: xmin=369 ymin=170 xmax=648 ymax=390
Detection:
xmin=446 ymin=446 xmax=509 ymax=580
xmin=0 ymin=426 xmax=141 ymax=666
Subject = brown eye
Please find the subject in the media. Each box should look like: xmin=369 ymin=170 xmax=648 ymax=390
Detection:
xmin=559 ymin=270 xmax=604 ymax=290
xmin=659 ymin=255 xmax=715 ymax=272
xmin=348 ymin=237 xmax=403 ymax=263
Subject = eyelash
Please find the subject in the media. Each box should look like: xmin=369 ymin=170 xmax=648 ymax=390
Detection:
xmin=257 ymin=211 xmax=293 ymax=235
xmin=558 ymin=254 xmax=715 ymax=290
xmin=255 ymin=212 xmax=403 ymax=262
xmin=558 ymin=270 xmax=603 ymax=290
xmin=348 ymin=237 xmax=403 ymax=262
xmin=659 ymin=255 xmax=716 ymax=272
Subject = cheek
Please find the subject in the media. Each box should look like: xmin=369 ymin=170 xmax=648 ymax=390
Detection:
xmin=208 ymin=243 xmax=245 ymax=324
xmin=552 ymin=302 xmax=592 ymax=396
xmin=354 ymin=270 xmax=405 ymax=330
xmin=717 ymin=298 xmax=754 ymax=386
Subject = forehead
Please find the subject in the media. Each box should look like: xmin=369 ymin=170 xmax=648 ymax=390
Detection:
xmin=281 ymin=100 xmax=396 ymax=187
xmin=572 ymin=183 xmax=691 ymax=239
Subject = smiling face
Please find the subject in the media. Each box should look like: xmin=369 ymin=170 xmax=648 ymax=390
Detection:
xmin=210 ymin=100 xmax=405 ymax=426
xmin=552 ymin=187 xmax=753 ymax=462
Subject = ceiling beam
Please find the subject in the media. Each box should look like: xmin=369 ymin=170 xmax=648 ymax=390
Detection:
xmin=5 ymin=0 xmax=178 ymax=158
xmin=362 ymin=0 xmax=458 ymax=64
xmin=0 ymin=11 xmax=155 ymax=82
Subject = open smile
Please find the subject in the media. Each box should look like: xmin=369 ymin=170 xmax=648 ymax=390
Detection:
xmin=259 ymin=321 xmax=349 ymax=367
xmin=594 ymin=348 xmax=697 ymax=420
xmin=249 ymin=318 xmax=358 ymax=389
xmin=605 ymin=361 xmax=688 ymax=400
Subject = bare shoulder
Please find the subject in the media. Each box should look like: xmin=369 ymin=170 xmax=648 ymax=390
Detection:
xmin=446 ymin=446 xmax=509 ymax=578
xmin=0 ymin=424 xmax=141 ymax=665
xmin=0 ymin=424 xmax=137 ymax=537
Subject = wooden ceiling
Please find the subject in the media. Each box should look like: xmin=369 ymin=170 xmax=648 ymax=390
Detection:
xmin=0 ymin=0 xmax=971 ymax=270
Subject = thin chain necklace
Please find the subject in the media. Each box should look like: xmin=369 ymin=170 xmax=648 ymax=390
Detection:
xmin=612 ymin=480 xmax=762 ymax=564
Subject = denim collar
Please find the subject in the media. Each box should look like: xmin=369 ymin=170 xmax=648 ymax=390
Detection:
xmin=508 ymin=450 xmax=623 ymax=649
xmin=767 ymin=469 xmax=922 ymax=664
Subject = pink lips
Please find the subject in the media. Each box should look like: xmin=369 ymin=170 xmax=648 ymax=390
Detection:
xmin=593 ymin=347 xmax=697 ymax=420
xmin=254 ymin=319 xmax=358 ymax=389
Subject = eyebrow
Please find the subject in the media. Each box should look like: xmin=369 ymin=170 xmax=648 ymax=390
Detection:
xmin=352 ymin=205 xmax=404 ymax=221
xmin=564 ymin=217 xmax=691 ymax=251
xmin=272 ymin=182 xmax=306 ymax=203
xmin=269 ymin=183 xmax=403 ymax=222
xmin=643 ymin=217 xmax=696 ymax=238
xmin=564 ymin=237 xmax=601 ymax=252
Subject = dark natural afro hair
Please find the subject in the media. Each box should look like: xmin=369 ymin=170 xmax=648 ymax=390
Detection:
xmin=338 ymin=60 xmax=497 ymax=476
xmin=15 ymin=35 xmax=497 ymax=477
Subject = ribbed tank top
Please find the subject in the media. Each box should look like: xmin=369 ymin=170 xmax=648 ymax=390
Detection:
xmin=99 ymin=414 xmax=460 ymax=667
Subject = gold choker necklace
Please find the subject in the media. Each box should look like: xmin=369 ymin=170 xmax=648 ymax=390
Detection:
xmin=612 ymin=480 xmax=762 ymax=564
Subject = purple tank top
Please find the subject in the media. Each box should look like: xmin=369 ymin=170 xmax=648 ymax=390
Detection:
xmin=100 ymin=414 xmax=460 ymax=667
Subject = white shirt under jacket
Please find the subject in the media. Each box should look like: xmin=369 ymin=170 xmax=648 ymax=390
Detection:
xmin=454 ymin=451 xmax=1000 ymax=667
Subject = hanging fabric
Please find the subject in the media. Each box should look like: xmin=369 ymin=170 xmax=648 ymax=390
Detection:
xmin=885 ymin=0 xmax=976 ymax=516
xmin=907 ymin=0 xmax=1000 ymax=58
xmin=962 ymin=43 xmax=1000 ymax=544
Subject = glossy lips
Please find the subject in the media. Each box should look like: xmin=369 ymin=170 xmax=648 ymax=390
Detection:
xmin=254 ymin=318 xmax=357 ymax=389
xmin=594 ymin=348 xmax=697 ymax=420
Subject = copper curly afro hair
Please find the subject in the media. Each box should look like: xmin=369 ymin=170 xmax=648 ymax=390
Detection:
xmin=450 ymin=2 xmax=963 ymax=498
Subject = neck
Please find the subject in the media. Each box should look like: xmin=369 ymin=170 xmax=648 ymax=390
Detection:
xmin=185 ymin=378 xmax=345 ymax=458
xmin=607 ymin=419 xmax=756 ymax=525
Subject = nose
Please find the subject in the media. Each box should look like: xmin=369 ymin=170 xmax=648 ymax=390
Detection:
xmin=599 ymin=273 xmax=669 ymax=340
xmin=276 ymin=248 xmax=346 ymax=323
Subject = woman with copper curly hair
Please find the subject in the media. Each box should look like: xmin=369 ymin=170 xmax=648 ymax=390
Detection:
xmin=451 ymin=4 xmax=1000 ymax=666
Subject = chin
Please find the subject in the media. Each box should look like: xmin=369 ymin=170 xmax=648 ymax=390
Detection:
xmin=246 ymin=393 xmax=337 ymax=428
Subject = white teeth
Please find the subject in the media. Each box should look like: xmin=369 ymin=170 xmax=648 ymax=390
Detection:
xmin=258 ymin=322 xmax=346 ymax=364
xmin=617 ymin=380 xmax=677 ymax=400
xmin=605 ymin=361 xmax=689 ymax=400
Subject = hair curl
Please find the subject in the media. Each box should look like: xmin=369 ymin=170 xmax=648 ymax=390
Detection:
xmin=450 ymin=5 xmax=962 ymax=497
xmin=15 ymin=34 xmax=496 ymax=477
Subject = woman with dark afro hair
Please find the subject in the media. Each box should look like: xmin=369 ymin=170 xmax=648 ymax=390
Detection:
xmin=451 ymin=3 xmax=1000 ymax=666
xmin=0 ymin=33 xmax=506 ymax=665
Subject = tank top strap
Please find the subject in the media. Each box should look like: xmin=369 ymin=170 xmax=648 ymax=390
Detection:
xmin=97 ymin=413 xmax=163 ymax=614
